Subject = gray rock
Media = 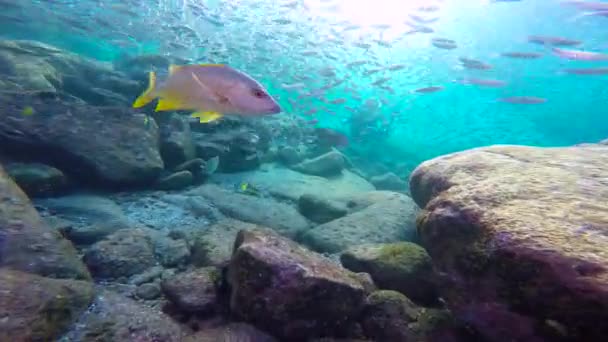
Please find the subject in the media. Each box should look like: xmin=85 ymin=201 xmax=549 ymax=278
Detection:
xmin=0 ymin=165 xmax=90 ymax=280
xmin=291 ymin=150 xmax=345 ymax=177
xmin=136 ymin=282 xmax=161 ymax=300
xmin=63 ymin=290 xmax=184 ymax=342
xmin=277 ymin=146 xmax=302 ymax=165
xmin=298 ymin=193 xmax=348 ymax=224
xmin=173 ymin=158 xmax=204 ymax=174
xmin=360 ymin=290 xmax=420 ymax=342
xmin=159 ymin=114 xmax=195 ymax=169
xmin=190 ymin=218 xmax=263 ymax=266
xmin=156 ymin=170 xmax=194 ymax=190
xmin=228 ymin=228 xmax=368 ymax=340
xmin=161 ymin=267 xmax=220 ymax=313
xmin=83 ymin=228 xmax=157 ymax=279
xmin=129 ymin=266 xmax=164 ymax=285
xmin=5 ymin=162 xmax=69 ymax=197
xmin=301 ymin=191 xmax=419 ymax=253
xmin=0 ymin=269 xmax=94 ymax=341
xmin=191 ymin=184 xmax=309 ymax=238
xmin=370 ymin=172 xmax=408 ymax=192
xmin=183 ymin=322 xmax=278 ymax=342
xmin=152 ymin=235 xmax=191 ymax=267
xmin=37 ymin=194 xmax=131 ymax=245
xmin=340 ymin=243 xmax=438 ymax=305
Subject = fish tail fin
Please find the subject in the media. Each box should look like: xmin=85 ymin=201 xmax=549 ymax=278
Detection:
xmin=132 ymin=71 xmax=157 ymax=108
xmin=192 ymin=111 xmax=223 ymax=123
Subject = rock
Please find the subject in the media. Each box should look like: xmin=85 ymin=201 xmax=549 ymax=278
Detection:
xmin=64 ymin=290 xmax=184 ymax=342
xmin=369 ymin=172 xmax=408 ymax=192
xmin=301 ymin=192 xmax=419 ymax=253
xmin=409 ymin=144 xmax=608 ymax=341
xmin=191 ymin=184 xmax=309 ymax=238
xmin=0 ymin=165 xmax=90 ymax=280
xmin=135 ymin=282 xmax=161 ymax=300
xmin=360 ymin=290 xmax=420 ymax=342
xmin=0 ymin=269 xmax=94 ymax=341
xmin=0 ymin=91 xmax=163 ymax=186
xmin=183 ymin=322 xmax=278 ymax=342
xmin=156 ymin=170 xmax=194 ymax=190
xmin=297 ymin=193 xmax=348 ymax=224
xmin=152 ymin=234 xmax=191 ymax=267
xmin=129 ymin=265 xmax=164 ymax=285
xmin=174 ymin=158 xmax=205 ymax=174
xmin=83 ymin=228 xmax=156 ymax=279
xmin=159 ymin=114 xmax=196 ymax=169
xmin=36 ymin=194 xmax=131 ymax=245
xmin=340 ymin=243 xmax=438 ymax=305
xmin=190 ymin=219 xmax=263 ymax=266
xmin=291 ymin=150 xmax=345 ymax=177
xmin=192 ymin=126 xmax=261 ymax=173
xmin=161 ymin=267 xmax=221 ymax=313
xmin=5 ymin=162 xmax=69 ymax=197
xmin=228 ymin=228 xmax=368 ymax=340
xmin=277 ymin=146 xmax=302 ymax=165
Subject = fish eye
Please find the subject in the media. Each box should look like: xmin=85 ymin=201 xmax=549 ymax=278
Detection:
xmin=252 ymin=89 xmax=267 ymax=98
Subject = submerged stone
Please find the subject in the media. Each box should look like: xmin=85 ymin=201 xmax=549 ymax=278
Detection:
xmin=291 ymin=150 xmax=346 ymax=177
xmin=156 ymin=170 xmax=194 ymax=190
xmin=340 ymin=242 xmax=439 ymax=305
xmin=360 ymin=290 xmax=420 ymax=342
xmin=297 ymin=193 xmax=348 ymax=224
xmin=228 ymin=228 xmax=368 ymax=340
xmin=410 ymin=143 xmax=608 ymax=341
xmin=161 ymin=267 xmax=221 ymax=313
xmin=6 ymin=162 xmax=69 ymax=197
xmin=369 ymin=172 xmax=408 ymax=192
xmin=0 ymin=269 xmax=94 ymax=341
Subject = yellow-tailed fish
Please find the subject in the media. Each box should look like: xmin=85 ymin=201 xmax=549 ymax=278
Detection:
xmin=132 ymin=64 xmax=282 ymax=123
xmin=21 ymin=106 xmax=35 ymax=116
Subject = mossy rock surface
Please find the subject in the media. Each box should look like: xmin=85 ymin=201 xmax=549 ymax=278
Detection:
xmin=410 ymin=143 xmax=608 ymax=341
xmin=341 ymin=242 xmax=438 ymax=305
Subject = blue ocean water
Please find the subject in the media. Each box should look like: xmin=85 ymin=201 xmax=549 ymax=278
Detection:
xmin=1 ymin=0 xmax=607 ymax=172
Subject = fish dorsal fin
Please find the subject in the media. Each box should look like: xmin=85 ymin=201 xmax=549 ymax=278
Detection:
xmin=169 ymin=64 xmax=182 ymax=75
xmin=199 ymin=63 xmax=225 ymax=67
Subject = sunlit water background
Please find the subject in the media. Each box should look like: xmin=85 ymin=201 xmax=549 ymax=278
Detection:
xmin=2 ymin=0 xmax=607 ymax=171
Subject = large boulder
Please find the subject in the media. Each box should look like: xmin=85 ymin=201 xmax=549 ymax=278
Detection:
xmin=0 ymin=91 xmax=163 ymax=186
xmin=158 ymin=114 xmax=195 ymax=169
xmin=301 ymin=191 xmax=419 ymax=253
xmin=410 ymin=144 xmax=608 ymax=341
xmin=0 ymin=269 xmax=94 ymax=341
xmin=228 ymin=229 xmax=368 ymax=340
xmin=161 ymin=267 xmax=221 ymax=313
xmin=291 ymin=150 xmax=346 ymax=177
xmin=0 ymin=40 xmax=164 ymax=187
xmin=0 ymin=165 xmax=90 ymax=280
xmin=5 ymin=162 xmax=69 ymax=197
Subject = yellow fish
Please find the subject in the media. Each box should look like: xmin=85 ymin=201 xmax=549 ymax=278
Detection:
xmin=21 ymin=106 xmax=35 ymax=116
xmin=132 ymin=64 xmax=281 ymax=123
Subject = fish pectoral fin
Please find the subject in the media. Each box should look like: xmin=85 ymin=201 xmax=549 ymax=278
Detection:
xmin=190 ymin=72 xmax=227 ymax=104
xmin=155 ymin=97 xmax=186 ymax=111
xmin=192 ymin=111 xmax=223 ymax=123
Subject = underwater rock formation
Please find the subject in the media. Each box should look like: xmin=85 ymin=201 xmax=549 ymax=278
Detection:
xmin=301 ymin=191 xmax=419 ymax=253
xmin=228 ymin=228 xmax=368 ymax=340
xmin=369 ymin=172 xmax=408 ymax=192
xmin=0 ymin=91 xmax=164 ymax=186
xmin=341 ymin=242 xmax=439 ymax=305
xmin=291 ymin=150 xmax=346 ymax=177
xmin=5 ymin=162 xmax=69 ymax=197
xmin=63 ymin=290 xmax=185 ymax=342
xmin=410 ymin=144 xmax=608 ymax=341
xmin=360 ymin=290 xmax=420 ymax=341
xmin=161 ymin=267 xmax=221 ymax=314
xmin=0 ymin=40 xmax=163 ymax=187
xmin=0 ymin=164 xmax=93 ymax=340
xmin=190 ymin=184 xmax=309 ymax=238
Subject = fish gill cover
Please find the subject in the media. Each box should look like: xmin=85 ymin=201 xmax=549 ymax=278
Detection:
xmin=1 ymin=0 xmax=607 ymax=176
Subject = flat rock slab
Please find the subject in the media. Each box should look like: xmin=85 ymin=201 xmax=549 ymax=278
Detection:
xmin=410 ymin=144 xmax=608 ymax=341
xmin=211 ymin=164 xmax=375 ymax=202
xmin=190 ymin=184 xmax=309 ymax=238
xmin=301 ymin=191 xmax=419 ymax=253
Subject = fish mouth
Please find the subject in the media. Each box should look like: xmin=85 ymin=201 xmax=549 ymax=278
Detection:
xmin=267 ymin=102 xmax=282 ymax=114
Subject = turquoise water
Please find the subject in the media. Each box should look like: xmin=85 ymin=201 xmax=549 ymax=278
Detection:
xmin=2 ymin=0 xmax=607 ymax=171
